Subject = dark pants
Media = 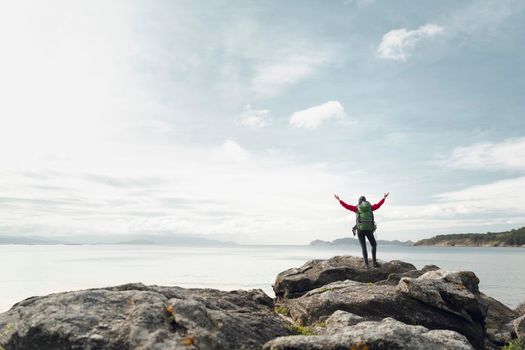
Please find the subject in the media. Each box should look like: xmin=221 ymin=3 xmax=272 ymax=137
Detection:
xmin=357 ymin=230 xmax=377 ymax=265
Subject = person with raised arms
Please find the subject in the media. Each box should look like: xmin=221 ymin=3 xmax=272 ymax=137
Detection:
xmin=334 ymin=192 xmax=389 ymax=268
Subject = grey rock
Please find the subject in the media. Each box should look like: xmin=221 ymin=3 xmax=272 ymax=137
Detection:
xmin=512 ymin=314 xmax=525 ymax=339
xmin=479 ymin=294 xmax=517 ymax=345
xmin=376 ymin=264 xmax=440 ymax=286
xmin=263 ymin=317 xmax=474 ymax=350
xmin=323 ymin=310 xmax=364 ymax=335
xmin=398 ymin=270 xmax=484 ymax=323
xmin=282 ymin=274 xmax=486 ymax=348
xmin=397 ymin=271 xmax=517 ymax=347
xmin=0 ymin=283 xmax=292 ymax=350
xmin=273 ymin=255 xmax=416 ymax=300
xmin=515 ymin=302 xmax=525 ymax=317
xmin=274 ymin=256 xmax=522 ymax=350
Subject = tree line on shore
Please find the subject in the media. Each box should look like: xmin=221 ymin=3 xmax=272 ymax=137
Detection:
xmin=414 ymin=227 xmax=525 ymax=247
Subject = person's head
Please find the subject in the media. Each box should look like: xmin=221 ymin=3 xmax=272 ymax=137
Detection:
xmin=358 ymin=196 xmax=366 ymax=204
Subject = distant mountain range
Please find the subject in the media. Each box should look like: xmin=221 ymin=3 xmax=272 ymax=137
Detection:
xmin=414 ymin=227 xmax=525 ymax=247
xmin=0 ymin=235 xmax=67 ymax=245
xmin=310 ymin=237 xmax=414 ymax=247
xmin=0 ymin=234 xmax=237 ymax=246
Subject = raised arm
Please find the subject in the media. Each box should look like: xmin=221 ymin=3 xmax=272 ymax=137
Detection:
xmin=372 ymin=192 xmax=389 ymax=211
xmin=334 ymin=194 xmax=357 ymax=212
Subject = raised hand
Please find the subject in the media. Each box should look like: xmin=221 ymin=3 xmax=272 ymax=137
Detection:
xmin=384 ymin=192 xmax=390 ymax=199
xmin=334 ymin=194 xmax=340 ymax=201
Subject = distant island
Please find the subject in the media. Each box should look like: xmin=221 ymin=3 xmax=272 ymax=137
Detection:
xmin=414 ymin=227 xmax=525 ymax=247
xmin=310 ymin=237 xmax=414 ymax=247
xmin=0 ymin=234 xmax=237 ymax=246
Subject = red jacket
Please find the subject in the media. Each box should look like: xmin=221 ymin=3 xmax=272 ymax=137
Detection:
xmin=339 ymin=198 xmax=385 ymax=213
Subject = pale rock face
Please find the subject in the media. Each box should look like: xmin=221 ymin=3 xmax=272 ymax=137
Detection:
xmin=515 ymin=301 xmax=525 ymax=316
xmin=0 ymin=283 xmax=293 ymax=350
xmin=263 ymin=317 xmax=474 ymax=350
xmin=513 ymin=314 xmax=525 ymax=339
xmin=323 ymin=310 xmax=365 ymax=335
xmin=273 ymin=256 xmax=416 ymax=300
xmin=397 ymin=270 xmax=484 ymax=322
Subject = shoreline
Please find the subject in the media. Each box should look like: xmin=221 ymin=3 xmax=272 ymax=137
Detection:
xmin=1 ymin=255 xmax=523 ymax=349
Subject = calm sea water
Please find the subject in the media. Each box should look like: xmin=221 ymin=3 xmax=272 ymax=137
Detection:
xmin=0 ymin=244 xmax=524 ymax=313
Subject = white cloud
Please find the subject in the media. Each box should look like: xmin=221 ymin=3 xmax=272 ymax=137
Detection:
xmin=236 ymin=105 xmax=271 ymax=128
xmin=375 ymin=1 xmax=522 ymax=64
xmin=289 ymin=101 xmax=346 ymax=129
xmin=374 ymin=176 xmax=525 ymax=239
xmin=0 ymin=2 xmax=349 ymax=244
xmin=211 ymin=139 xmax=250 ymax=163
xmin=0 ymin=138 xmax=352 ymax=244
xmin=189 ymin=15 xmax=338 ymax=99
xmin=251 ymin=50 xmax=333 ymax=97
xmin=435 ymin=176 xmax=525 ymax=208
xmin=377 ymin=24 xmax=444 ymax=61
xmin=436 ymin=137 xmax=525 ymax=172
xmin=379 ymin=176 xmax=525 ymax=223
xmin=375 ymin=137 xmax=525 ymax=237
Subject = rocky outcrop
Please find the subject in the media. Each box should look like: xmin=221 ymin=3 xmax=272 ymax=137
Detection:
xmin=263 ymin=316 xmax=474 ymax=350
xmin=0 ymin=255 xmax=520 ymax=350
xmin=273 ymin=256 xmax=519 ymax=349
xmin=273 ymin=256 xmax=416 ymax=300
xmin=515 ymin=301 xmax=525 ymax=316
xmin=280 ymin=279 xmax=486 ymax=348
xmin=375 ymin=264 xmax=439 ymax=286
xmin=0 ymin=283 xmax=292 ymax=350
xmin=397 ymin=270 xmax=484 ymax=323
xmin=479 ymin=294 xmax=518 ymax=345
xmin=512 ymin=315 xmax=525 ymax=339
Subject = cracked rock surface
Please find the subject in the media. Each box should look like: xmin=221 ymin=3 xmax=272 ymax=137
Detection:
xmin=1 ymin=255 xmax=521 ymax=350
xmin=274 ymin=256 xmax=518 ymax=349
xmin=263 ymin=316 xmax=474 ymax=350
xmin=0 ymin=283 xmax=292 ymax=350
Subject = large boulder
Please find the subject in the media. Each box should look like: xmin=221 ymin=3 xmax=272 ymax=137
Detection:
xmin=397 ymin=270 xmax=485 ymax=323
xmin=397 ymin=270 xmax=518 ymax=347
xmin=511 ymin=301 xmax=525 ymax=341
xmin=512 ymin=315 xmax=525 ymax=339
xmin=273 ymin=256 xmax=416 ymax=300
xmin=263 ymin=317 xmax=474 ymax=350
xmin=478 ymin=294 xmax=518 ymax=345
xmin=277 ymin=256 xmax=521 ymax=350
xmin=0 ymin=283 xmax=293 ymax=350
xmin=281 ymin=277 xmax=486 ymax=348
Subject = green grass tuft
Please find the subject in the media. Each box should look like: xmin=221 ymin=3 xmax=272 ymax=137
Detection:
xmin=502 ymin=338 xmax=525 ymax=350
xmin=274 ymin=305 xmax=290 ymax=316
xmin=286 ymin=324 xmax=315 ymax=335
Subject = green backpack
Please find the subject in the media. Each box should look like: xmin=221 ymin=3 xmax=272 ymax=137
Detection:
xmin=356 ymin=201 xmax=376 ymax=231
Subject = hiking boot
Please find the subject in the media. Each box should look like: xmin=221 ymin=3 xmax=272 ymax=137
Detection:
xmin=373 ymin=261 xmax=380 ymax=268
xmin=362 ymin=262 xmax=370 ymax=269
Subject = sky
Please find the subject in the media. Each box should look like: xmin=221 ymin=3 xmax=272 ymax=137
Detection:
xmin=0 ymin=0 xmax=524 ymax=244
